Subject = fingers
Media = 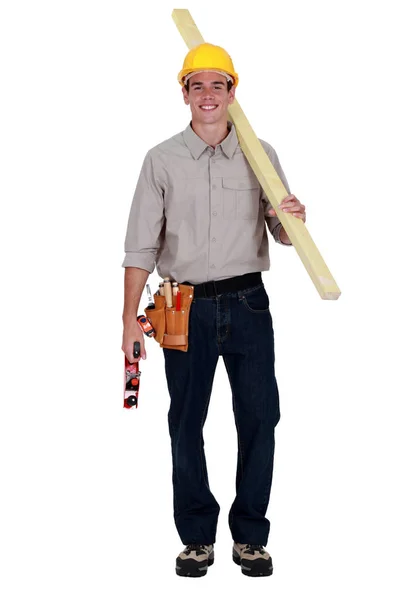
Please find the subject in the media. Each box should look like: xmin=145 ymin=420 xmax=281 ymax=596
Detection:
xmin=140 ymin=338 xmax=147 ymax=361
xmin=278 ymin=195 xmax=306 ymax=220
xmin=122 ymin=344 xmax=136 ymax=363
xmin=280 ymin=200 xmax=304 ymax=210
xmin=121 ymin=334 xmax=146 ymax=363
xmin=130 ymin=339 xmax=146 ymax=362
xmin=123 ymin=348 xmax=142 ymax=364
xmin=123 ymin=347 xmax=135 ymax=363
xmin=280 ymin=194 xmax=299 ymax=208
xmin=269 ymin=195 xmax=306 ymax=221
xmin=292 ymin=212 xmax=306 ymax=221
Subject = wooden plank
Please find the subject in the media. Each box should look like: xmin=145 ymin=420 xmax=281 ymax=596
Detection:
xmin=172 ymin=9 xmax=341 ymax=300
xmin=172 ymin=9 xmax=205 ymax=46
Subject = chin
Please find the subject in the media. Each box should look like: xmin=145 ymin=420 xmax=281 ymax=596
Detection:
xmin=198 ymin=112 xmax=220 ymax=123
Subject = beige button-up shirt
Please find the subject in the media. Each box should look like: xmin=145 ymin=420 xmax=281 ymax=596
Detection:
xmin=122 ymin=120 xmax=292 ymax=284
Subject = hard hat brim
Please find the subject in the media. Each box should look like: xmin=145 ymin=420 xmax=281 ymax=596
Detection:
xmin=178 ymin=67 xmax=239 ymax=87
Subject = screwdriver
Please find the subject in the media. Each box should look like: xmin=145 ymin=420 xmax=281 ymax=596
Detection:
xmin=146 ymin=283 xmax=155 ymax=309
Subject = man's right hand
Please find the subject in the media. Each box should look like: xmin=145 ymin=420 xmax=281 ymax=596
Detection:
xmin=122 ymin=320 xmax=146 ymax=363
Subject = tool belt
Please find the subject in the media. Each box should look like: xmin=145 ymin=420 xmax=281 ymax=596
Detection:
xmin=144 ymin=272 xmax=262 ymax=352
xmin=144 ymin=283 xmax=194 ymax=352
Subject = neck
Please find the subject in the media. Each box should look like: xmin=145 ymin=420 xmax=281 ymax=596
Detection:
xmin=190 ymin=119 xmax=230 ymax=149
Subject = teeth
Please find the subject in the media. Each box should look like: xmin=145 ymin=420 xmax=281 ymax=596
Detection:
xmin=200 ymin=105 xmax=217 ymax=110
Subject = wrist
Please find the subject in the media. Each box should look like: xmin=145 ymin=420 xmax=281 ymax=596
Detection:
xmin=279 ymin=226 xmax=292 ymax=245
xmin=123 ymin=313 xmax=140 ymax=328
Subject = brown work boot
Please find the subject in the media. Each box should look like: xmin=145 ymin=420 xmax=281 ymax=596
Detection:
xmin=232 ymin=542 xmax=273 ymax=577
xmin=176 ymin=543 xmax=214 ymax=577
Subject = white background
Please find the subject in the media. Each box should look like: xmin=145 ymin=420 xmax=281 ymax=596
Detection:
xmin=1 ymin=0 xmax=399 ymax=598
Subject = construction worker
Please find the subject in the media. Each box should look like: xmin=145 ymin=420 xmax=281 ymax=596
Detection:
xmin=121 ymin=43 xmax=306 ymax=577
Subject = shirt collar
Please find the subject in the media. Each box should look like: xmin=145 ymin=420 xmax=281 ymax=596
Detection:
xmin=182 ymin=120 xmax=238 ymax=160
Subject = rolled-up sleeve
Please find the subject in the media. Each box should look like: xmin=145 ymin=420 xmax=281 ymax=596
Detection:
xmin=122 ymin=149 xmax=165 ymax=271
xmin=260 ymin=141 xmax=293 ymax=246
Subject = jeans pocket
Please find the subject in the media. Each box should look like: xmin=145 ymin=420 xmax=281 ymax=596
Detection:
xmin=239 ymin=285 xmax=270 ymax=313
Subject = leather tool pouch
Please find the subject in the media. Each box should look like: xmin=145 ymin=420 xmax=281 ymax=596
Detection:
xmin=144 ymin=284 xmax=194 ymax=352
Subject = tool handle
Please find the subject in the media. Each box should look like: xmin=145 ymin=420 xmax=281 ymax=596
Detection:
xmin=164 ymin=280 xmax=173 ymax=308
xmin=133 ymin=341 xmax=140 ymax=359
xmin=176 ymin=290 xmax=181 ymax=311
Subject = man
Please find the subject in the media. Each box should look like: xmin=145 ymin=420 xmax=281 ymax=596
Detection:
xmin=121 ymin=43 xmax=306 ymax=577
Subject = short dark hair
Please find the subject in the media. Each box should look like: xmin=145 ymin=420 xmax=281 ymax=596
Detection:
xmin=184 ymin=78 xmax=234 ymax=92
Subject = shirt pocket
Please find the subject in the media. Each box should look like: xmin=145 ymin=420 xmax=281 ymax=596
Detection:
xmin=222 ymin=176 xmax=260 ymax=220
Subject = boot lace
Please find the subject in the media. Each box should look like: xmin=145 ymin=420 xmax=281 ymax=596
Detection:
xmin=245 ymin=544 xmax=264 ymax=553
xmin=186 ymin=543 xmax=206 ymax=551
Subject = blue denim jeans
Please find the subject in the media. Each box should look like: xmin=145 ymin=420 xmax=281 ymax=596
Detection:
xmin=163 ymin=281 xmax=280 ymax=546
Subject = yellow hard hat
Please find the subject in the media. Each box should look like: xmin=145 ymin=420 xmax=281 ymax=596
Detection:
xmin=178 ymin=43 xmax=239 ymax=87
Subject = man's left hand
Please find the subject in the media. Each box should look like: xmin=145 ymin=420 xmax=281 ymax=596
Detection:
xmin=268 ymin=194 xmax=306 ymax=222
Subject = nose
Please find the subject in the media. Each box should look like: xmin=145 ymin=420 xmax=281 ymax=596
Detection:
xmin=201 ymin=88 xmax=215 ymax=100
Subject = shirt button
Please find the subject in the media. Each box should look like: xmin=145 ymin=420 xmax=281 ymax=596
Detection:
xmin=210 ymin=264 xmax=215 ymax=269
xmin=211 ymin=159 xmax=216 ymax=164
xmin=212 ymin=184 xmax=217 ymax=190
xmin=212 ymin=237 xmax=216 ymax=242
xmin=212 ymin=211 xmax=217 ymax=216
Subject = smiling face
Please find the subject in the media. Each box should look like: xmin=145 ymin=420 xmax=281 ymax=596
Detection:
xmin=182 ymin=71 xmax=236 ymax=126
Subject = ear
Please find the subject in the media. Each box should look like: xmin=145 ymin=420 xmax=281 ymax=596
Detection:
xmin=182 ymin=85 xmax=190 ymax=105
xmin=228 ymin=85 xmax=236 ymax=105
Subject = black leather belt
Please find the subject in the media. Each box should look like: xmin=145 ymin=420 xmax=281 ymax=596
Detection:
xmin=182 ymin=272 xmax=262 ymax=299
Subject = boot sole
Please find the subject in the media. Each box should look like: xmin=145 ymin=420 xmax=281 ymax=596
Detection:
xmin=233 ymin=551 xmax=273 ymax=577
xmin=176 ymin=555 xmax=214 ymax=577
